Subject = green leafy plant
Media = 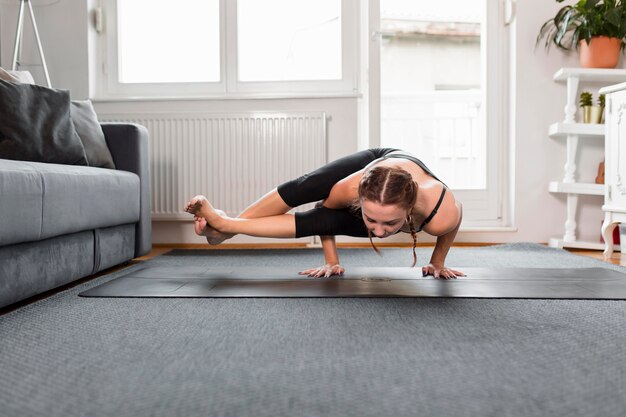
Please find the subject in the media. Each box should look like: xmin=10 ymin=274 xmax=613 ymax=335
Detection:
xmin=537 ymin=0 xmax=626 ymax=51
xmin=580 ymin=91 xmax=593 ymax=106
xmin=598 ymin=93 xmax=606 ymax=107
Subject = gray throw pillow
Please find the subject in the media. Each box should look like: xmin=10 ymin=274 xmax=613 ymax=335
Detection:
xmin=0 ymin=67 xmax=35 ymax=84
xmin=70 ymin=100 xmax=116 ymax=169
xmin=0 ymin=80 xmax=88 ymax=165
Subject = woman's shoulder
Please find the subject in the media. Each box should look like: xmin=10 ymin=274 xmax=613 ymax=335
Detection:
xmin=421 ymin=191 xmax=462 ymax=236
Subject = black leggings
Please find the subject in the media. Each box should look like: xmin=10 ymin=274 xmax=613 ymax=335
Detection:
xmin=277 ymin=148 xmax=398 ymax=238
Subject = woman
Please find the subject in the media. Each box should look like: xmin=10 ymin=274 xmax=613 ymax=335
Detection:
xmin=185 ymin=148 xmax=465 ymax=279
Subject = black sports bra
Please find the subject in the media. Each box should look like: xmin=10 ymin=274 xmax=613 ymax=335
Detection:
xmin=381 ymin=153 xmax=447 ymax=233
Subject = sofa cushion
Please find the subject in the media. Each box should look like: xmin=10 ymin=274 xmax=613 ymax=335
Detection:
xmin=0 ymin=159 xmax=140 ymax=246
xmin=0 ymin=161 xmax=43 ymax=246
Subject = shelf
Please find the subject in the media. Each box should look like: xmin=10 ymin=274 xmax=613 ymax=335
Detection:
xmin=548 ymin=122 xmax=605 ymax=138
xmin=549 ymin=181 xmax=604 ymax=195
xmin=554 ymin=68 xmax=626 ymax=83
xmin=549 ymin=237 xmax=620 ymax=251
xmin=599 ymin=82 xmax=626 ymax=95
xmin=602 ymin=205 xmax=626 ymax=214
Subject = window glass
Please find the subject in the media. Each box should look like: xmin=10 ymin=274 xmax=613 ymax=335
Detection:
xmin=117 ymin=0 xmax=220 ymax=83
xmin=237 ymin=0 xmax=341 ymax=81
xmin=380 ymin=0 xmax=484 ymax=189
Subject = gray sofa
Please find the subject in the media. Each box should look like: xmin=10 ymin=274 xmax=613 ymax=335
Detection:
xmin=0 ymin=123 xmax=151 ymax=309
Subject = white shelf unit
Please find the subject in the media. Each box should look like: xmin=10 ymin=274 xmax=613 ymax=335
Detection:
xmin=548 ymin=68 xmax=626 ymax=251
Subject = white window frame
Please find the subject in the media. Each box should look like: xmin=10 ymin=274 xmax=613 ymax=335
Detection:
xmin=97 ymin=0 xmax=359 ymax=99
xmin=368 ymin=0 xmax=511 ymax=227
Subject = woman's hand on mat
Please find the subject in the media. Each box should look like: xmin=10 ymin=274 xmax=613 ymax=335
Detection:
xmin=299 ymin=264 xmax=345 ymax=278
xmin=422 ymin=263 xmax=465 ymax=280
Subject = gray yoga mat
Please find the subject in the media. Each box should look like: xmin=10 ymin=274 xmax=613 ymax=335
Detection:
xmin=79 ymin=266 xmax=626 ymax=299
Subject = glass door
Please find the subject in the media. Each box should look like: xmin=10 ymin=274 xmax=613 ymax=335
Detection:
xmin=370 ymin=0 xmax=508 ymax=225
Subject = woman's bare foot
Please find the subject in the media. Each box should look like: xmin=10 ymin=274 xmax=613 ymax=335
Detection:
xmin=185 ymin=195 xmax=221 ymax=223
xmin=193 ymin=215 xmax=234 ymax=245
xmin=184 ymin=195 xmax=232 ymax=238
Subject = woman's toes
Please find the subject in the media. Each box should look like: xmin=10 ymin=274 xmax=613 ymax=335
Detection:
xmin=194 ymin=217 xmax=208 ymax=235
xmin=185 ymin=195 xmax=207 ymax=214
xmin=184 ymin=202 xmax=195 ymax=214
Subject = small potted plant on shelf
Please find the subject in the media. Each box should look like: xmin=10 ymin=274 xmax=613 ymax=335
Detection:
xmin=598 ymin=93 xmax=606 ymax=122
xmin=579 ymin=91 xmax=604 ymax=123
xmin=579 ymin=91 xmax=601 ymax=122
xmin=536 ymin=0 xmax=626 ymax=68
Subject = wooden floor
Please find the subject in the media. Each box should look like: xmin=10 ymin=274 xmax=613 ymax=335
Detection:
xmin=567 ymin=248 xmax=626 ymax=266
xmin=140 ymin=243 xmax=626 ymax=267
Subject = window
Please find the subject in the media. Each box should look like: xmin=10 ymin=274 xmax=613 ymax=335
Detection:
xmin=369 ymin=0 xmax=510 ymax=226
xmin=99 ymin=0 xmax=358 ymax=98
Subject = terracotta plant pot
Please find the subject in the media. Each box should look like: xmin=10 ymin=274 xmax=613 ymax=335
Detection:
xmin=578 ymin=36 xmax=623 ymax=68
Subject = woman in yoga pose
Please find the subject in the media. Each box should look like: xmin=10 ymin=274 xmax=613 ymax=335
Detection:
xmin=185 ymin=148 xmax=464 ymax=279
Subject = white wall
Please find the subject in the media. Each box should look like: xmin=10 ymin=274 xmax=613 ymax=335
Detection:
xmin=503 ymin=0 xmax=620 ymax=246
xmin=0 ymin=0 xmax=91 ymax=97
xmin=1 ymin=0 xmax=624 ymax=246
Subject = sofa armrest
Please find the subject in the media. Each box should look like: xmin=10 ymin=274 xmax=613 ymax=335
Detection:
xmin=101 ymin=123 xmax=152 ymax=257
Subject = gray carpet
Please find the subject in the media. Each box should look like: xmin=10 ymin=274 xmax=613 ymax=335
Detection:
xmin=1 ymin=243 xmax=626 ymax=417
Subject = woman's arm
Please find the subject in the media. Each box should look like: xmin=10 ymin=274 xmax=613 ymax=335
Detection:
xmin=422 ymin=201 xmax=465 ymax=279
xmin=298 ymin=199 xmax=347 ymax=278
xmin=321 ymin=235 xmax=341 ymax=265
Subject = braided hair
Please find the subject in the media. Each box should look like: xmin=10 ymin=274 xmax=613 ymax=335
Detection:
xmin=358 ymin=165 xmax=419 ymax=267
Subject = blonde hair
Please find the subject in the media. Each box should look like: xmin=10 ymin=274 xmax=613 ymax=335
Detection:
xmin=358 ymin=165 xmax=419 ymax=267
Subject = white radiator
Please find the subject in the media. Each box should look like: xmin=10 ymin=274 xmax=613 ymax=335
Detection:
xmin=99 ymin=112 xmax=327 ymax=220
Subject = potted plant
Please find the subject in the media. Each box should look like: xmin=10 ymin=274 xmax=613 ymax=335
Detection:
xmin=579 ymin=91 xmax=603 ymax=123
xmin=598 ymin=93 xmax=606 ymax=122
xmin=537 ymin=0 xmax=626 ymax=68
